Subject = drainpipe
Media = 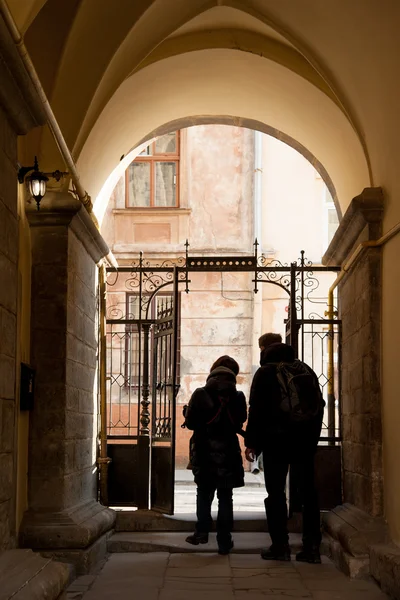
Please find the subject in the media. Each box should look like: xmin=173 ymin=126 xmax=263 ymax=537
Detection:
xmin=326 ymin=219 xmax=400 ymax=430
xmin=0 ymin=1 xmax=118 ymax=268
xmin=252 ymin=131 xmax=263 ymax=374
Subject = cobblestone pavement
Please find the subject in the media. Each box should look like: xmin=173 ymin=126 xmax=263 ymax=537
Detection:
xmin=63 ymin=552 xmax=390 ymax=600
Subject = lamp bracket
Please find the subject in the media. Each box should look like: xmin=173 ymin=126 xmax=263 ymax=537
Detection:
xmin=17 ymin=164 xmax=35 ymax=184
xmin=18 ymin=160 xmax=68 ymax=185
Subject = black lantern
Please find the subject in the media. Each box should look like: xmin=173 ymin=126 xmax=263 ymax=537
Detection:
xmin=18 ymin=156 xmax=68 ymax=210
xmin=26 ymin=157 xmax=48 ymax=209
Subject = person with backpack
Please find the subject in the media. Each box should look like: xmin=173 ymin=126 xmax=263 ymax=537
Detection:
xmin=245 ymin=332 xmax=325 ymax=564
xmin=183 ymin=355 xmax=247 ymax=555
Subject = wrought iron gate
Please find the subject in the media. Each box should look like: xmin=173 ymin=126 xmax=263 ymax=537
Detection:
xmin=100 ymin=243 xmax=342 ymax=513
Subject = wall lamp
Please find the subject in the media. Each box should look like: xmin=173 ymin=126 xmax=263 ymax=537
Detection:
xmin=18 ymin=156 xmax=68 ymax=210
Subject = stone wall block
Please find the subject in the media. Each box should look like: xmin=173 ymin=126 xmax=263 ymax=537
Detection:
xmin=69 ymin=278 xmax=97 ymax=321
xmin=63 ymin=469 xmax=93 ymax=508
xmin=0 ymin=399 xmax=15 ymax=452
xmin=33 ymin=265 xmax=69 ymax=298
xmin=31 ymin=330 xmax=66 ymax=360
xmin=67 ymin=306 xmax=96 ymax=350
xmin=28 ymin=475 xmax=67 ymax=511
xmin=0 ymin=306 xmax=16 ymax=358
xmin=362 ymin=353 xmax=381 ymax=397
xmin=349 ymin=357 xmax=363 ymax=392
xmin=31 ymin=228 xmax=68 ymax=265
xmin=0 ymin=354 xmax=16 ymax=399
xmin=66 ymin=335 xmax=96 ymax=370
xmin=32 ymin=356 xmax=66 ymax=386
xmin=0 ymin=151 xmax=17 ymax=216
xmin=32 ymin=297 xmax=67 ymax=332
xmin=0 ymin=453 xmax=13 ymax=502
xmin=78 ymin=389 xmax=96 ymax=414
xmin=0 ymin=253 xmax=17 ymax=313
xmin=74 ymin=439 xmax=95 ymax=472
xmin=0 ymin=500 xmax=11 ymax=552
xmin=68 ymin=231 xmax=96 ymax=291
xmin=66 ymin=386 xmax=80 ymax=412
xmin=0 ymin=200 xmax=18 ymax=263
xmin=64 ymin=440 xmax=76 ymax=476
xmin=65 ymin=359 xmax=95 ymax=394
xmin=65 ymin=411 xmax=94 ymax=440
xmin=29 ymin=406 xmax=65 ymax=446
xmin=2 ymin=112 xmax=17 ymax=163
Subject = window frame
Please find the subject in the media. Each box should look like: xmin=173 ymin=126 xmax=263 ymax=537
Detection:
xmin=125 ymin=131 xmax=180 ymax=209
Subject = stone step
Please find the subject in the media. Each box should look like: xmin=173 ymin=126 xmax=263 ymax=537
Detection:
xmin=108 ymin=532 xmax=330 ymax=555
xmin=0 ymin=549 xmax=71 ymax=600
xmin=115 ymin=509 xmax=302 ymax=533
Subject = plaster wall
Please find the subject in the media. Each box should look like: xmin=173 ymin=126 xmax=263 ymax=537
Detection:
xmin=15 ymin=184 xmax=32 ymax=531
xmin=262 ymin=136 xmax=327 ymax=263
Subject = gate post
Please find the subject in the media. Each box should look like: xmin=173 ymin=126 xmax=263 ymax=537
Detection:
xmin=98 ymin=264 xmax=111 ymax=505
xmin=290 ymin=262 xmax=299 ymax=357
xmin=137 ymin=322 xmax=151 ymax=509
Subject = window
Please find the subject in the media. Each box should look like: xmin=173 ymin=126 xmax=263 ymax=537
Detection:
xmin=126 ymin=131 xmax=180 ymax=208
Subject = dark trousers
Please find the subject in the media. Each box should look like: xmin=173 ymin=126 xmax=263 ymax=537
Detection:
xmin=195 ymin=485 xmax=233 ymax=543
xmin=263 ymin=444 xmax=321 ymax=550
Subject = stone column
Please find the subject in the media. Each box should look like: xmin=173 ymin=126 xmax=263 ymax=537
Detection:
xmin=20 ymin=193 xmax=115 ymax=573
xmin=322 ymin=188 xmax=387 ymax=577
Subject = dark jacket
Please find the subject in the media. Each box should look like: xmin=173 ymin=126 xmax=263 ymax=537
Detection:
xmin=184 ymin=366 xmax=247 ymax=489
xmin=245 ymin=343 xmax=324 ymax=455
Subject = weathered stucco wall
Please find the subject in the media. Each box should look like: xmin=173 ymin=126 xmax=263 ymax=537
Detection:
xmin=0 ymin=105 xmax=18 ymax=552
xmin=185 ymin=125 xmax=254 ymax=252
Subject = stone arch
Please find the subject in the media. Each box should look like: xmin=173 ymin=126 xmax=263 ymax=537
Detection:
xmin=94 ymin=115 xmax=341 ymax=226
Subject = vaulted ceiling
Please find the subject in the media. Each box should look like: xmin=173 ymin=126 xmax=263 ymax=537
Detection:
xmin=8 ymin=0 xmax=400 ymax=220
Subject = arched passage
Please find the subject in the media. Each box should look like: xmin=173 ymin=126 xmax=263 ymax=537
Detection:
xmin=76 ymin=49 xmax=370 ymax=220
xmin=94 ymin=116 xmax=342 ymax=227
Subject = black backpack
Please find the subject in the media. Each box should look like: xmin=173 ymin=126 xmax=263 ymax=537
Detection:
xmin=273 ymin=360 xmax=324 ymax=423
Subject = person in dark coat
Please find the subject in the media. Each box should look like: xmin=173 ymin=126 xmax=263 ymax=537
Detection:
xmin=245 ymin=333 xmax=324 ymax=564
xmin=184 ymin=355 xmax=247 ymax=554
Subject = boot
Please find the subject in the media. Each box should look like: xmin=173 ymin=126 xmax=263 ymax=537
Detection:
xmin=261 ymin=544 xmax=291 ymax=561
xmin=217 ymin=536 xmax=234 ymax=555
xmin=296 ymin=547 xmax=321 ymax=564
xmin=185 ymin=532 xmax=209 ymax=545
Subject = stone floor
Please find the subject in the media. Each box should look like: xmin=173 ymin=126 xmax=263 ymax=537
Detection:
xmin=63 ymin=552 xmax=390 ymax=600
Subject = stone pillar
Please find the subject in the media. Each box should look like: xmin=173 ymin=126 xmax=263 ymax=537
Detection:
xmin=20 ymin=193 xmax=115 ymax=573
xmin=323 ymin=187 xmax=384 ymax=517
xmin=322 ymin=188 xmax=387 ymax=577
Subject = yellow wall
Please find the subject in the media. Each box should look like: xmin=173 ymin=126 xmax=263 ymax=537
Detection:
xmin=382 ymin=233 xmax=400 ymax=543
xmin=15 ymin=178 xmax=32 ymax=530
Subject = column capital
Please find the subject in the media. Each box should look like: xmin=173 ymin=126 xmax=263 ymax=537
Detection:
xmin=26 ymin=191 xmax=110 ymax=264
